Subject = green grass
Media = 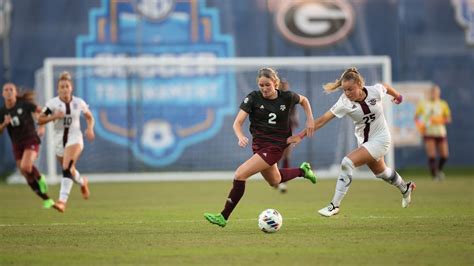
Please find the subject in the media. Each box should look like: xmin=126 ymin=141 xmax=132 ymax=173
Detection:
xmin=1 ymin=175 xmax=473 ymax=265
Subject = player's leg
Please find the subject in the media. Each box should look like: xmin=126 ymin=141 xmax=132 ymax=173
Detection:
xmin=424 ymin=138 xmax=437 ymax=178
xmin=56 ymin=144 xmax=83 ymax=212
xmin=436 ymin=138 xmax=449 ymax=180
xmin=18 ymin=147 xmax=54 ymax=208
xmin=318 ymin=146 xmax=372 ymax=217
xmin=204 ymin=154 xmax=270 ymax=227
xmin=369 ymin=158 xmax=415 ymax=208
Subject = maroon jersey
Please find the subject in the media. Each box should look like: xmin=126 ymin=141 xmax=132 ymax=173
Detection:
xmin=0 ymin=100 xmax=40 ymax=144
xmin=240 ymin=90 xmax=300 ymax=148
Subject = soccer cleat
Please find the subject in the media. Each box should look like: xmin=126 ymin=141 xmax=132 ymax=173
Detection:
xmin=318 ymin=202 xmax=340 ymax=217
xmin=53 ymin=201 xmax=66 ymax=213
xmin=402 ymin=182 xmax=416 ymax=208
xmin=81 ymin=176 xmax=90 ymax=200
xmin=38 ymin=175 xmax=48 ymax=194
xmin=42 ymin=199 xmax=55 ymax=209
xmin=277 ymin=182 xmax=288 ymax=193
xmin=204 ymin=213 xmax=227 ymax=227
xmin=435 ymin=171 xmax=446 ymax=181
xmin=300 ymin=162 xmax=317 ymax=184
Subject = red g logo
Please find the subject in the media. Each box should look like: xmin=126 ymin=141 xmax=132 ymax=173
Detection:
xmin=276 ymin=0 xmax=355 ymax=47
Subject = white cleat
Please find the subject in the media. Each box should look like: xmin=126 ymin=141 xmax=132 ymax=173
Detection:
xmin=402 ymin=182 xmax=416 ymax=208
xmin=318 ymin=202 xmax=340 ymax=217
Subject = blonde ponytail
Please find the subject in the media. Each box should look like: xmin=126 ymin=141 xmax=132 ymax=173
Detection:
xmin=323 ymin=67 xmax=364 ymax=94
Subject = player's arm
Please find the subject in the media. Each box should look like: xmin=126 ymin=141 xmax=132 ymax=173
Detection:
xmin=32 ymin=105 xmax=45 ymax=137
xmin=297 ymin=94 xmax=315 ymax=137
xmin=288 ymin=110 xmax=335 ymax=144
xmin=83 ymin=109 xmax=95 ymax=141
xmin=383 ymin=83 xmax=403 ymax=104
xmin=38 ymin=107 xmax=64 ymax=125
xmin=233 ymin=110 xmax=249 ymax=148
xmin=0 ymin=115 xmax=11 ymax=134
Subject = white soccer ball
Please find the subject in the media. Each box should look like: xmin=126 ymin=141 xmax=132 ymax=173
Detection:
xmin=258 ymin=209 xmax=283 ymax=233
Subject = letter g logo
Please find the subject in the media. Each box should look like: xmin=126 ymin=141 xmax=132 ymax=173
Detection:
xmin=276 ymin=0 xmax=355 ymax=47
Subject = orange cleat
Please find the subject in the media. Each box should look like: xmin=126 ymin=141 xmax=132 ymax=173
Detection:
xmin=81 ymin=176 xmax=90 ymax=200
xmin=53 ymin=201 xmax=66 ymax=213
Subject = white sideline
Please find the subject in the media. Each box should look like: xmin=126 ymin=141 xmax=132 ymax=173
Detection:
xmin=6 ymin=169 xmax=376 ymax=184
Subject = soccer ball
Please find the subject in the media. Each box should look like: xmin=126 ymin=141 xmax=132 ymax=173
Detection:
xmin=258 ymin=209 xmax=283 ymax=233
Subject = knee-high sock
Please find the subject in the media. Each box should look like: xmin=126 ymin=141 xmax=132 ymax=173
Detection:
xmin=72 ymin=169 xmax=84 ymax=185
xmin=27 ymin=179 xmax=50 ymax=200
xmin=428 ymin=157 xmax=437 ymax=177
xmin=331 ymin=157 xmax=355 ymax=207
xmin=279 ymin=168 xmax=304 ymax=183
xmin=438 ymin=157 xmax=448 ymax=171
xmin=59 ymin=168 xmax=74 ymax=202
xmin=221 ymin=180 xmax=246 ymax=220
xmin=375 ymin=168 xmax=407 ymax=193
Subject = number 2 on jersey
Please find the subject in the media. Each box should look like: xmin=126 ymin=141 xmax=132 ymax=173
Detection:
xmin=268 ymin=113 xmax=277 ymax=124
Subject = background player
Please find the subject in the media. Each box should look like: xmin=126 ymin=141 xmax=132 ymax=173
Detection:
xmin=289 ymin=67 xmax=416 ymax=217
xmin=0 ymin=82 xmax=55 ymax=209
xmin=204 ymin=67 xmax=316 ymax=227
xmin=38 ymin=72 xmax=95 ymax=213
xmin=414 ymin=84 xmax=451 ymax=180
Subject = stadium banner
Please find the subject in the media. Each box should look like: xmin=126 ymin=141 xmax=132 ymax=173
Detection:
xmin=392 ymin=82 xmax=432 ymax=147
xmin=76 ymin=0 xmax=235 ymax=167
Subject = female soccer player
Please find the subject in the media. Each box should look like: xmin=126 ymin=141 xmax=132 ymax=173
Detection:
xmin=414 ymin=84 xmax=451 ymax=180
xmin=289 ymin=67 xmax=416 ymax=217
xmin=204 ymin=67 xmax=317 ymax=227
xmin=38 ymin=71 xmax=95 ymax=213
xmin=0 ymin=82 xmax=55 ymax=209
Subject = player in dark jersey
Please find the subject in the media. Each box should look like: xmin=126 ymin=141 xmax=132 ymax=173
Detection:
xmin=0 ymin=82 xmax=56 ymax=209
xmin=204 ymin=67 xmax=317 ymax=227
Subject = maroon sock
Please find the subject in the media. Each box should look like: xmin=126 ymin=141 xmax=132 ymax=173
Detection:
xmin=279 ymin=168 xmax=304 ymax=183
xmin=438 ymin=157 xmax=448 ymax=171
xmin=27 ymin=180 xmax=50 ymax=200
xmin=428 ymin=158 xmax=437 ymax=177
xmin=221 ymin=180 xmax=246 ymax=220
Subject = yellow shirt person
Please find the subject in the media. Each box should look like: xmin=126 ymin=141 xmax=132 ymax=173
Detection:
xmin=415 ymin=99 xmax=451 ymax=137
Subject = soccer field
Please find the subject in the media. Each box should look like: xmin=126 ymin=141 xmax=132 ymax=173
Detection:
xmin=1 ymin=176 xmax=473 ymax=265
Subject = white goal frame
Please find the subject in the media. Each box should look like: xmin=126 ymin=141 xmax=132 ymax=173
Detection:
xmin=39 ymin=56 xmax=393 ymax=183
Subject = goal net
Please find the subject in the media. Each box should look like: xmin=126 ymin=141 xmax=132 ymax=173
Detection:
xmin=31 ymin=56 xmax=392 ymax=183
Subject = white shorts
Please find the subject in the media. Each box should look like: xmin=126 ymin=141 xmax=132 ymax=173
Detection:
xmin=361 ymin=138 xmax=390 ymax=161
xmin=55 ymin=132 xmax=84 ymax=157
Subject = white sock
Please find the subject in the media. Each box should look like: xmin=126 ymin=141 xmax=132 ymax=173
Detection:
xmin=59 ymin=178 xmax=74 ymax=202
xmin=73 ymin=170 xmax=84 ymax=186
xmin=375 ymin=168 xmax=407 ymax=193
xmin=331 ymin=157 xmax=355 ymax=207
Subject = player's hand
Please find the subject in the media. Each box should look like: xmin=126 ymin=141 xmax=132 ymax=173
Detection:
xmin=237 ymin=136 xmax=249 ymax=148
xmin=54 ymin=111 xmax=65 ymax=120
xmin=85 ymin=128 xmax=95 ymax=141
xmin=287 ymin=135 xmax=302 ymax=145
xmin=3 ymin=115 xmax=12 ymax=126
xmin=305 ymin=119 xmax=314 ymax=137
xmin=37 ymin=126 xmax=45 ymax=138
xmin=392 ymin=94 xmax=403 ymax=104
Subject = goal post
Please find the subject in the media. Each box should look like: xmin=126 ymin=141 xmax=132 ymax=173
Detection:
xmin=35 ymin=56 xmax=393 ymax=183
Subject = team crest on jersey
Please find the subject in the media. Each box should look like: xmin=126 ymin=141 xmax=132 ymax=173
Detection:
xmin=280 ymin=105 xmax=286 ymax=111
xmin=76 ymin=0 xmax=235 ymax=167
xmin=244 ymin=97 xmax=249 ymax=104
xmin=368 ymin=99 xmax=377 ymax=106
xmin=452 ymin=0 xmax=474 ymax=45
xmin=17 ymin=108 xmax=23 ymax=115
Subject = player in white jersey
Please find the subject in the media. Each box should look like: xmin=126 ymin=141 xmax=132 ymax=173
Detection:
xmin=38 ymin=72 xmax=95 ymax=213
xmin=289 ymin=67 xmax=416 ymax=217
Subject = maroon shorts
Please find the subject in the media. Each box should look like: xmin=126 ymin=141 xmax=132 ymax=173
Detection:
xmin=252 ymin=144 xmax=286 ymax=166
xmin=12 ymin=138 xmax=40 ymax=161
xmin=424 ymin=136 xmax=447 ymax=145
